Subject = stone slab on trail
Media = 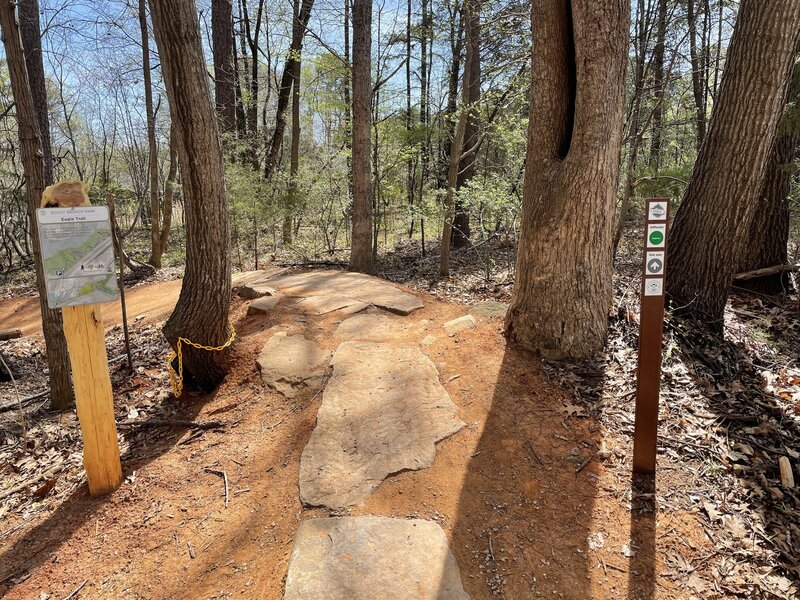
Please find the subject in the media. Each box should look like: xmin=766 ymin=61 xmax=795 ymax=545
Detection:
xmin=296 ymin=294 xmax=369 ymax=316
xmin=299 ymin=341 xmax=465 ymax=509
xmin=332 ymin=313 xmax=414 ymax=342
xmin=284 ymin=516 xmax=469 ymax=600
xmin=264 ymin=270 xmax=424 ymax=315
xmin=247 ymin=296 xmax=281 ymax=315
xmin=443 ymin=315 xmax=477 ymax=334
xmin=469 ymin=300 xmax=509 ymax=319
xmin=256 ymin=333 xmax=332 ymax=398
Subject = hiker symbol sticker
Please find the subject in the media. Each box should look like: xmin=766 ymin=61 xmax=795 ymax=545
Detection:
xmin=644 ymin=278 xmax=664 ymax=297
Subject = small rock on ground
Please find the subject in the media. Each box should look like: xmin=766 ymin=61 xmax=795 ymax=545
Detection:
xmin=299 ymin=341 xmax=465 ymax=509
xmin=256 ymin=333 xmax=332 ymax=398
xmin=284 ymin=516 xmax=469 ymax=600
xmin=469 ymin=300 xmax=509 ymax=319
xmin=443 ymin=315 xmax=477 ymax=334
xmin=247 ymin=296 xmax=281 ymax=315
xmin=237 ymin=282 xmax=279 ymax=300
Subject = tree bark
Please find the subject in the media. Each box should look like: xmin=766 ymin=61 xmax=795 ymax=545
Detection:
xmin=666 ymin=0 xmax=800 ymax=327
xmin=735 ymin=66 xmax=799 ymax=294
xmin=452 ymin=0 xmax=480 ymax=248
xmin=212 ymin=0 xmax=237 ymax=135
xmin=348 ymin=0 xmax=374 ymax=274
xmin=505 ymin=0 xmax=629 ymax=358
xmin=140 ymin=0 xmax=163 ymax=268
xmin=148 ymin=0 xmax=232 ymax=390
xmin=4 ymin=0 xmax=74 ymax=409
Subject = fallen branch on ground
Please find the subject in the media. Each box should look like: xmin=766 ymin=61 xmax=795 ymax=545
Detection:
xmin=732 ymin=264 xmax=800 ymax=281
xmin=117 ymin=418 xmax=224 ymax=430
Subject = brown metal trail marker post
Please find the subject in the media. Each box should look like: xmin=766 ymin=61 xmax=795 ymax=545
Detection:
xmin=633 ymin=198 xmax=670 ymax=475
xmin=38 ymin=181 xmax=122 ymax=495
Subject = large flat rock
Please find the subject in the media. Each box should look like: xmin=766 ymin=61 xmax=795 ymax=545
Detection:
xmin=256 ymin=333 xmax=332 ymax=398
xmin=264 ymin=270 xmax=424 ymax=315
xmin=299 ymin=342 xmax=464 ymax=509
xmin=284 ymin=517 xmax=469 ymax=600
xmin=333 ymin=313 xmax=413 ymax=342
xmin=297 ymin=294 xmax=369 ymax=316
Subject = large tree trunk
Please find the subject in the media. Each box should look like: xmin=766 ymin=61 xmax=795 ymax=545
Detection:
xmin=505 ymin=0 xmax=629 ymax=359
xmin=666 ymin=0 xmax=800 ymax=327
xmin=452 ymin=0 xmax=480 ymax=248
xmin=735 ymin=66 xmax=799 ymax=294
xmin=212 ymin=0 xmax=237 ymax=135
xmin=5 ymin=0 xmax=74 ymax=409
xmin=263 ymin=0 xmax=315 ymax=179
xmin=348 ymin=0 xmax=374 ymax=274
xmin=148 ymin=0 xmax=232 ymax=390
xmin=141 ymin=0 xmax=163 ymax=268
xmin=439 ymin=3 xmax=464 ymax=189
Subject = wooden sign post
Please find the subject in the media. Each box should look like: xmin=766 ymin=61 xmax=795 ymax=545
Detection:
xmin=38 ymin=181 xmax=122 ymax=496
xmin=633 ymin=198 xmax=670 ymax=475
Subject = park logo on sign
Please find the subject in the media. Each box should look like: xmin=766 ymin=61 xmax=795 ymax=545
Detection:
xmin=648 ymin=201 xmax=667 ymax=221
xmin=646 ymin=224 xmax=667 ymax=249
xmin=643 ymin=278 xmax=664 ymax=297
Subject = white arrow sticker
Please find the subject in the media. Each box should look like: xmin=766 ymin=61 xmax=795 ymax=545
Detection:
xmin=645 ymin=251 xmax=665 ymax=275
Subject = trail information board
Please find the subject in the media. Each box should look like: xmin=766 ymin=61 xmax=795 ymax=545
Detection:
xmin=36 ymin=206 xmax=118 ymax=309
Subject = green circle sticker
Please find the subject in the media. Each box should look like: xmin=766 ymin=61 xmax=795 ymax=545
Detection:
xmin=649 ymin=230 xmax=664 ymax=245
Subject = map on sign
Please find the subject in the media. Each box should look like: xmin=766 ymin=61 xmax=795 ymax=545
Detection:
xmin=36 ymin=207 xmax=118 ymax=308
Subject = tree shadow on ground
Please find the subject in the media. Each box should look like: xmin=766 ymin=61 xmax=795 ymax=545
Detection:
xmin=667 ymin=315 xmax=800 ymax=593
xmin=0 ymin=304 xmax=264 ymax=595
xmin=442 ymin=341 xmax=605 ymax=599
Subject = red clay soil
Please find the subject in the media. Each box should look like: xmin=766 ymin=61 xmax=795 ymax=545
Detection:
xmin=0 ymin=280 xmax=708 ymax=599
xmin=0 ymin=279 xmax=182 ymax=336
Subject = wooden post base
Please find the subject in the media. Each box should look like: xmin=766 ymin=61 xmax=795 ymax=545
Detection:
xmin=62 ymin=304 xmax=122 ymax=495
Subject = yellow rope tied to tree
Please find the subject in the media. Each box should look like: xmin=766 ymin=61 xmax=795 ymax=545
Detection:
xmin=168 ymin=324 xmax=236 ymax=398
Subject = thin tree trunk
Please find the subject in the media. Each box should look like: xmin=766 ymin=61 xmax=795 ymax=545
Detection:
xmin=283 ymin=0 xmax=303 ymax=245
xmin=263 ymin=0 xmax=315 ymax=179
xmin=405 ymin=0 xmax=414 ymax=238
xmin=648 ymin=0 xmax=667 ymax=168
xmin=452 ymin=0 xmax=479 ymax=248
xmin=160 ymin=122 xmax=178 ymax=252
xmin=149 ymin=0 xmax=232 ymax=390
xmin=687 ymin=0 xmax=706 ymax=149
xmin=666 ymin=0 xmax=800 ymax=326
xmin=505 ymin=0 xmax=629 ymax=358
xmin=141 ymin=0 xmax=162 ymax=268
xmin=5 ymin=0 xmax=74 ymax=409
xmin=212 ymin=0 xmax=237 ymax=135
xmin=348 ymin=0 xmax=374 ymax=274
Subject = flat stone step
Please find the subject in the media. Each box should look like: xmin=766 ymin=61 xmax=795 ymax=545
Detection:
xmin=299 ymin=341 xmax=464 ymax=510
xmin=263 ymin=270 xmax=424 ymax=315
xmin=256 ymin=333 xmax=331 ymax=398
xmin=284 ymin=516 xmax=469 ymax=600
xmin=332 ymin=313 xmax=414 ymax=342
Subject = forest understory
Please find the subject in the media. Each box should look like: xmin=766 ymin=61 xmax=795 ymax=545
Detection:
xmin=0 ymin=227 xmax=798 ymax=600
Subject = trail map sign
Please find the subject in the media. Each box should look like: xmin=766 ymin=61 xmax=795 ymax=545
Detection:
xmin=36 ymin=206 xmax=118 ymax=308
xmin=633 ymin=198 xmax=670 ymax=475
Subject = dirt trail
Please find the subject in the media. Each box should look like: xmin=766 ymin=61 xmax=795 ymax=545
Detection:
xmin=0 ymin=279 xmax=183 ymax=335
xmin=0 ymin=271 xmax=698 ymax=599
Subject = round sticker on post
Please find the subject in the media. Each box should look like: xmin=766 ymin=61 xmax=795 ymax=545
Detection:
xmin=646 ymin=224 xmax=666 ymax=248
xmin=645 ymin=251 xmax=665 ymax=275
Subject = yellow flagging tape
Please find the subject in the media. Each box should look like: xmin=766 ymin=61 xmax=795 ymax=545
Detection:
xmin=168 ymin=324 xmax=236 ymax=397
